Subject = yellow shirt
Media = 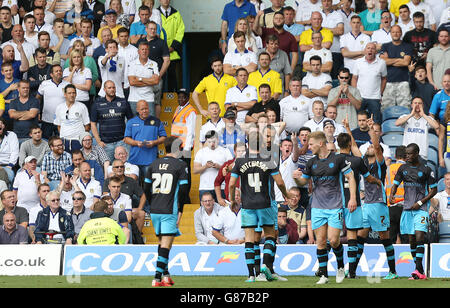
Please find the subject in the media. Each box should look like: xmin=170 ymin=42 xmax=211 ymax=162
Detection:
xmin=194 ymin=72 xmax=237 ymax=116
xmin=97 ymin=25 xmax=124 ymax=42
xmin=0 ymin=94 xmax=5 ymax=110
xmin=248 ymin=69 xmax=283 ymax=101
xmin=389 ymin=0 xmax=410 ymax=17
xmin=299 ymin=28 xmax=333 ymax=48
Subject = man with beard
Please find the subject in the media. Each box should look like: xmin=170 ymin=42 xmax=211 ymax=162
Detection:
xmin=41 ymin=136 xmax=72 ymax=190
xmin=253 ymin=10 xmax=298 ymax=71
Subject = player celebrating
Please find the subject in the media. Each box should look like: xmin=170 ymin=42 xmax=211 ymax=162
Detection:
xmin=389 ymin=143 xmax=437 ymax=280
xmin=336 ymin=130 xmax=382 ymax=278
xmin=354 ymin=116 xmax=399 ymax=280
xmin=229 ymin=130 xmax=293 ymax=283
xmin=293 ymin=131 xmax=357 ymax=285
xmin=144 ymin=136 xmax=189 ymax=287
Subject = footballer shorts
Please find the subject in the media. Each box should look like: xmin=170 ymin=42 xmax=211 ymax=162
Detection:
xmin=242 ymin=207 xmax=275 ymax=229
xmin=400 ymin=209 xmax=429 ymax=235
xmin=344 ymin=206 xmax=363 ymax=230
xmin=362 ymin=202 xmax=390 ymax=232
xmin=254 ymin=201 xmax=278 ymax=232
xmin=151 ymin=213 xmax=181 ymax=237
xmin=311 ymin=208 xmax=343 ymax=230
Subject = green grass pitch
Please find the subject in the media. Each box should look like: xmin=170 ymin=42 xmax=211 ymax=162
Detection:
xmin=0 ymin=275 xmax=448 ymax=288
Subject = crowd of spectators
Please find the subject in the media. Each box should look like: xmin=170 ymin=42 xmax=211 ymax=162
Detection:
xmin=0 ymin=0 xmax=449 ymax=245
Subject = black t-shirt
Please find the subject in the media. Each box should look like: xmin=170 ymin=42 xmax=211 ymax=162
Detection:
xmin=363 ymin=157 xmax=387 ymax=204
xmin=135 ymin=37 xmax=170 ymax=71
xmin=341 ymin=153 xmax=369 ymax=208
xmin=246 ymin=98 xmax=280 ymax=122
xmin=403 ymin=28 xmax=437 ymax=64
xmin=145 ymin=156 xmax=189 ymax=214
xmin=0 ymin=23 xmax=12 ymax=43
xmin=231 ymin=155 xmax=279 ymax=210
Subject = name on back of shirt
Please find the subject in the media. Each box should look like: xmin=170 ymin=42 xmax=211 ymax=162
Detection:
xmin=159 ymin=164 xmax=169 ymax=170
xmin=239 ymin=160 xmax=269 ymax=173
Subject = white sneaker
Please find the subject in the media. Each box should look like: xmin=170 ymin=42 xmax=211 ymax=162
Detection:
xmin=316 ymin=275 xmax=329 ymax=285
xmin=272 ymin=273 xmax=288 ymax=281
xmin=336 ymin=268 xmax=345 ymax=284
xmin=255 ymin=273 xmax=268 ymax=282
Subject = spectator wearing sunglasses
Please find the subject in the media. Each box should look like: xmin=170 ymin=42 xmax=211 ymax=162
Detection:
xmin=70 ymin=190 xmax=92 ymax=241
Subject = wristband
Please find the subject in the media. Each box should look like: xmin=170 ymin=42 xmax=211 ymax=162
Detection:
xmin=417 ymin=200 xmax=423 ymax=206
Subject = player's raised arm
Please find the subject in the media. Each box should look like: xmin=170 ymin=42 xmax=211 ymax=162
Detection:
xmin=367 ymin=115 xmax=383 ymax=163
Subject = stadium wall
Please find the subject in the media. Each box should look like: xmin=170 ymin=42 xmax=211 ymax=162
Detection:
xmin=1 ymin=244 xmax=449 ymax=278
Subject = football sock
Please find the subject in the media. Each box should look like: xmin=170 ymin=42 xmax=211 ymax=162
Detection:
xmin=355 ymin=236 xmax=365 ymax=268
xmin=263 ymin=237 xmax=276 ymax=273
xmin=158 ymin=245 xmax=170 ymax=276
xmin=410 ymin=241 xmax=417 ymax=262
xmin=382 ymin=239 xmax=396 ymax=273
xmin=347 ymin=239 xmax=358 ymax=276
xmin=317 ymin=248 xmax=329 ymax=278
xmin=415 ymin=241 xmax=425 ymax=274
xmin=254 ymin=242 xmax=261 ymax=276
xmin=245 ymin=242 xmax=255 ymax=277
xmin=332 ymin=243 xmax=344 ymax=269
xmin=155 ymin=247 xmax=170 ymax=280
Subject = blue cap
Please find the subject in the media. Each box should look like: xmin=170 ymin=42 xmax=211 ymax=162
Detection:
xmin=105 ymin=9 xmax=117 ymax=15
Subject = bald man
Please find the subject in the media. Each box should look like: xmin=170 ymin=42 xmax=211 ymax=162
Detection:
xmin=1 ymin=24 xmax=35 ymax=62
xmin=0 ymin=212 xmax=28 ymax=244
xmin=379 ymin=25 xmax=413 ymax=111
xmin=0 ymin=42 xmax=29 ymax=79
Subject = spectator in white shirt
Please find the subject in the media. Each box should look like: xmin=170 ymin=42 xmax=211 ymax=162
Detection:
xmin=194 ymin=191 xmax=223 ymax=245
xmin=199 ymin=102 xmax=225 ymax=145
xmin=98 ymin=39 xmax=125 ymax=98
xmin=340 ymin=15 xmax=370 ymax=74
xmin=106 ymin=146 xmax=139 ymax=181
xmin=13 ymin=156 xmax=44 ymax=213
xmin=193 ymin=130 xmax=233 ymax=202
xmin=407 ymin=0 xmax=437 ymax=31
xmin=0 ymin=117 xmax=19 ymax=184
xmin=398 ymin=5 xmax=415 ymax=38
xmin=223 ymin=31 xmax=257 ymax=76
xmin=430 ymin=172 xmax=450 ymax=222
xmin=303 ymin=31 xmax=333 ymax=75
xmin=371 ymin=10 xmax=393 ymax=51
xmin=72 ymin=161 xmax=102 ymax=209
xmin=301 ymin=55 xmax=333 ymax=107
xmin=395 ymin=96 xmax=439 ymax=160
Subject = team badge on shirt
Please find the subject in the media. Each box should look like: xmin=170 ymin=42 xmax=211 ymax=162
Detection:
xmin=400 ymin=52 xmax=405 ymax=57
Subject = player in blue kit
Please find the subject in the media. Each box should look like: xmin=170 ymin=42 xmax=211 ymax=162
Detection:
xmin=353 ymin=116 xmax=398 ymax=280
xmin=390 ymin=143 xmax=437 ymax=280
xmin=144 ymin=136 xmax=189 ymax=287
xmin=294 ymin=131 xmax=357 ymax=285
xmin=229 ymin=130 xmax=293 ymax=283
xmin=336 ymin=129 xmax=383 ymax=279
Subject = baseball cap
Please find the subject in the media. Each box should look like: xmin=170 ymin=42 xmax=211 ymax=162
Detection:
xmin=177 ymin=88 xmax=189 ymax=95
xmin=24 ymin=156 xmax=37 ymax=164
xmin=105 ymin=9 xmax=117 ymax=15
xmin=223 ymin=109 xmax=237 ymax=119
xmin=323 ymin=119 xmax=335 ymax=128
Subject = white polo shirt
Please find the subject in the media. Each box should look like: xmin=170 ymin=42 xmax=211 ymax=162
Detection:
xmin=340 ymin=31 xmax=371 ymax=74
xmin=12 ymin=170 xmax=44 ymax=213
xmin=432 ymin=190 xmax=450 ymax=221
xmin=76 ymin=178 xmax=102 ymax=209
xmin=295 ymin=0 xmax=322 ymax=28
xmin=98 ymin=55 xmax=126 ymax=98
xmin=279 ymin=94 xmax=313 ymax=133
xmin=353 ymin=56 xmax=387 ymax=99
xmin=109 ymin=192 xmax=132 ymax=222
xmin=398 ymin=19 xmax=415 ymax=38
xmin=320 ymin=10 xmax=344 ymax=53
xmin=301 ymin=72 xmax=332 ymax=106
xmin=62 ymin=67 xmax=92 ymax=102
xmin=426 ymin=0 xmax=449 ymax=24
xmin=398 ymin=114 xmax=430 ymax=159
xmin=29 ymin=203 xmax=45 ymax=226
xmin=407 ymin=1 xmax=436 ymax=29
xmin=105 ymin=0 xmax=136 ymax=17
xmin=304 ymin=116 xmax=331 ymax=132
xmin=439 ymin=7 xmax=450 ymax=26
xmin=194 ymin=145 xmax=233 ymax=191
xmin=199 ymin=118 xmax=226 ymax=143
xmin=224 ymin=85 xmax=258 ymax=125
xmin=275 ymin=154 xmax=298 ymax=202
xmin=128 ymin=57 xmax=159 ymax=103
xmin=371 ymin=28 xmax=392 ymax=45
xmin=223 ymin=48 xmax=257 ymax=69
xmin=339 ymin=10 xmax=356 ymax=34
xmin=48 ymin=210 xmax=63 ymax=240
xmin=118 ymin=43 xmax=138 ymax=89
xmin=54 ymin=102 xmax=90 ymax=140
xmin=304 ymin=47 xmax=333 ymax=67
xmin=212 ymin=206 xmax=245 ymax=241
xmin=37 ymin=79 xmax=69 ymax=124
xmin=69 ymin=36 xmax=101 ymax=57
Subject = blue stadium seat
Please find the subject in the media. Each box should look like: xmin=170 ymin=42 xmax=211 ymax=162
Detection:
xmin=429 ymin=133 xmax=439 ymax=152
xmin=382 ymin=134 xmax=404 ymax=147
xmin=382 ymin=119 xmax=404 ymax=135
xmin=439 ymin=221 xmax=450 ymax=243
xmin=382 ymin=106 xmax=410 ymax=121
xmin=428 ymin=147 xmax=438 ymax=167
xmin=438 ymin=178 xmax=445 ymax=192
